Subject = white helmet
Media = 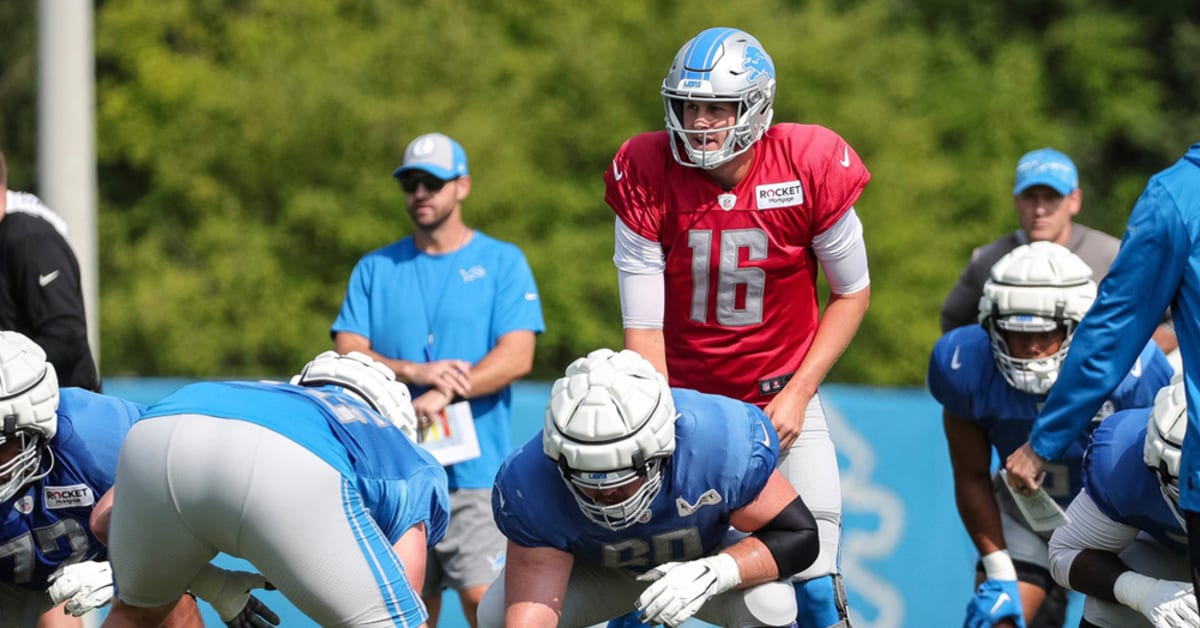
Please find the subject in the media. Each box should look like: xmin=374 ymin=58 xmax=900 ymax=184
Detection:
xmin=543 ymin=349 xmax=676 ymax=530
xmin=292 ymin=351 xmax=418 ymax=440
xmin=0 ymin=331 xmax=60 ymax=502
xmin=1145 ymin=377 xmax=1187 ymax=508
xmin=661 ymin=27 xmax=776 ymax=170
xmin=978 ymin=242 xmax=1096 ymax=394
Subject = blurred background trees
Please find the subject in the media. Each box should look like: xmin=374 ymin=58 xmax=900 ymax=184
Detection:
xmin=1 ymin=0 xmax=1197 ymax=384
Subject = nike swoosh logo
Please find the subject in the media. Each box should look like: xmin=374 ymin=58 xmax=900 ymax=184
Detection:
xmin=990 ymin=592 xmax=1010 ymax=615
xmin=950 ymin=346 xmax=962 ymax=370
xmin=38 ymin=270 xmax=60 ymax=287
xmin=1130 ymin=357 xmax=1142 ymax=378
xmin=839 ymin=146 xmax=850 ymax=168
xmin=758 ymin=421 xmax=772 ymax=448
xmin=613 ymin=161 xmax=625 ymax=181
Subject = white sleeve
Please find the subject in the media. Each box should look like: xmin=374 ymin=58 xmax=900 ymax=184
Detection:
xmin=1047 ymin=490 xmax=1140 ymax=589
xmin=614 ymin=218 xmax=665 ymax=329
xmin=812 ymin=208 xmax=870 ymax=295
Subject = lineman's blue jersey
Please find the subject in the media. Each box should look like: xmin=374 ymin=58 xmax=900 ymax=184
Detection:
xmin=0 ymin=388 xmax=142 ymax=590
xmin=141 ymin=381 xmax=450 ymax=547
xmin=492 ymin=388 xmax=778 ymax=574
xmin=1083 ymin=407 xmax=1189 ymax=555
xmin=928 ymin=325 xmax=1171 ymax=505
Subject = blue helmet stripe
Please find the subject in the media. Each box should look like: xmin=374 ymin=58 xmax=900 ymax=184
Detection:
xmin=680 ymin=27 xmax=738 ymax=80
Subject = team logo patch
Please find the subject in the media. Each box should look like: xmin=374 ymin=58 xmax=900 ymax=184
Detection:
xmin=755 ymin=180 xmax=804 ymax=210
xmin=14 ymin=495 xmax=33 ymax=514
xmin=459 ymin=266 xmax=486 ymax=283
xmin=676 ymin=489 xmax=723 ymax=517
xmin=44 ymin=484 xmax=95 ymax=509
xmin=718 ymin=193 xmax=737 ymax=211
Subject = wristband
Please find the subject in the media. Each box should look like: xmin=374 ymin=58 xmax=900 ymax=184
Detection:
xmin=981 ymin=550 xmax=1018 ymax=581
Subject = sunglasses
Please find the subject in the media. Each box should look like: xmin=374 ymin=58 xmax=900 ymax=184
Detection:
xmin=397 ymin=172 xmax=455 ymax=194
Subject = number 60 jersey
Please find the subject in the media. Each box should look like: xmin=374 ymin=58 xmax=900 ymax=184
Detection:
xmin=606 ymin=124 xmax=870 ymax=405
xmin=492 ymin=389 xmax=778 ymax=573
xmin=0 ymin=388 xmax=142 ymax=591
xmin=927 ymin=324 xmax=1171 ymax=506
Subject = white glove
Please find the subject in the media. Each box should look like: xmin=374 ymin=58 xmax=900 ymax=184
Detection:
xmin=635 ymin=554 xmax=742 ymax=627
xmin=47 ymin=561 xmax=114 ymax=616
xmin=1114 ymin=571 xmax=1199 ymax=628
xmin=188 ymin=564 xmax=279 ymax=627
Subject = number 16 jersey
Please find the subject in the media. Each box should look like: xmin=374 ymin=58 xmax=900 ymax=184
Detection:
xmin=606 ymin=124 xmax=870 ymax=405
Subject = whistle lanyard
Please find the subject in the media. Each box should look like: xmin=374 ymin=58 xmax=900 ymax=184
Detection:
xmin=412 ymin=234 xmax=470 ymax=363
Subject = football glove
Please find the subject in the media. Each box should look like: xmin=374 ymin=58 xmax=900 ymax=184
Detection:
xmin=963 ymin=578 xmax=1026 ymax=628
xmin=47 ymin=561 xmax=114 ymax=616
xmin=635 ymin=554 xmax=742 ymax=627
xmin=188 ymin=564 xmax=280 ymax=628
xmin=1114 ymin=572 xmax=1199 ymax=628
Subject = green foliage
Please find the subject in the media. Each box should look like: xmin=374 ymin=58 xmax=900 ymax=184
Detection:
xmin=1 ymin=0 xmax=1197 ymax=383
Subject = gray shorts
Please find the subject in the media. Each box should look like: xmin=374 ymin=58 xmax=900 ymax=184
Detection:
xmin=0 ymin=581 xmax=54 ymax=628
xmin=423 ymin=488 xmax=506 ymax=595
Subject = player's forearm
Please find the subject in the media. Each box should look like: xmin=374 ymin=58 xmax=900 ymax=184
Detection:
xmin=954 ymin=476 xmax=1007 ymax=556
xmin=789 ymin=287 xmax=869 ymax=395
xmin=333 ymin=332 xmax=424 ymax=384
xmin=623 ymin=328 xmax=668 ymax=378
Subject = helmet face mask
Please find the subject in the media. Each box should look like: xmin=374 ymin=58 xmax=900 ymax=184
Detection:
xmin=543 ymin=349 xmax=677 ymax=531
xmin=560 ymin=459 xmax=664 ymax=531
xmin=978 ymin=242 xmax=1096 ymax=395
xmin=662 ymin=27 xmax=776 ymax=170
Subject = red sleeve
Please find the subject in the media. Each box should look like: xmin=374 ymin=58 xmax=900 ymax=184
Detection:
xmin=604 ymin=132 xmax=669 ymax=242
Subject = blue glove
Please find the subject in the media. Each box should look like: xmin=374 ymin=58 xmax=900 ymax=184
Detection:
xmin=963 ymin=578 xmax=1026 ymax=628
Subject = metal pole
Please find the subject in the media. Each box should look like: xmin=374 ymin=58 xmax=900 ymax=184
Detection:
xmin=38 ymin=0 xmax=99 ymax=371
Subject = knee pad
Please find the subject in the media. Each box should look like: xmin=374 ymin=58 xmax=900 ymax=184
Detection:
xmin=741 ymin=581 xmax=798 ymax=627
xmin=794 ymin=575 xmax=851 ymax=628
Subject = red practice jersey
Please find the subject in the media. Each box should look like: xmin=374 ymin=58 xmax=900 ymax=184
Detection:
xmin=606 ymin=123 xmax=870 ymax=406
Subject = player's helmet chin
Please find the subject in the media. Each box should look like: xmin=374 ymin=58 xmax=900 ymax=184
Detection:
xmin=0 ymin=331 xmax=60 ymax=503
xmin=662 ymin=27 xmax=776 ymax=170
xmin=292 ymin=351 xmax=418 ymax=440
xmin=978 ymin=242 xmax=1096 ymax=395
xmin=543 ymin=349 xmax=676 ymax=531
xmin=1145 ymin=377 xmax=1187 ymax=510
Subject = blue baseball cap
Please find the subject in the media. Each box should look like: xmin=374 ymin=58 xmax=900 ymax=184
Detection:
xmin=1013 ymin=147 xmax=1078 ymax=195
xmin=392 ymin=133 xmax=469 ymax=180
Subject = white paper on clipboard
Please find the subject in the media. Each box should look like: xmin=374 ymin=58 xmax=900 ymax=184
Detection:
xmin=1000 ymin=470 xmax=1070 ymax=532
xmin=418 ymin=400 xmax=481 ymax=466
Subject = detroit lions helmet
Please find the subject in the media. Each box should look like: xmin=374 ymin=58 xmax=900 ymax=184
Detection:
xmin=978 ymin=242 xmax=1096 ymax=394
xmin=292 ymin=351 xmax=418 ymax=440
xmin=662 ymin=27 xmax=776 ymax=169
xmin=0 ymin=331 xmax=60 ymax=502
xmin=1145 ymin=378 xmax=1187 ymax=508
xmin=543 ymin=349 xmax=676 ymax=530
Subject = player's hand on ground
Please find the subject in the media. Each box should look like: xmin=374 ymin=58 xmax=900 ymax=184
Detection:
xmin=635 ymin=554 xmax=741 ymax=626
xmin=224 ymin=592 xmax=281 ymax=628
xmin=47 ymin=560 xmax=114 ymax=616
xmin=963 ymin=578 xmax=1026 ymax=628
